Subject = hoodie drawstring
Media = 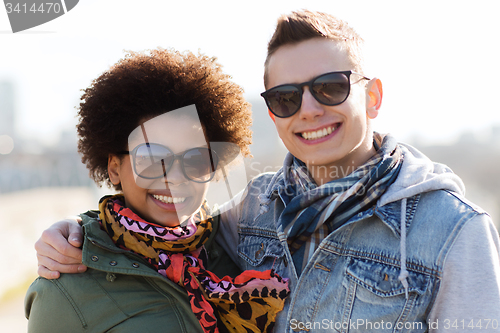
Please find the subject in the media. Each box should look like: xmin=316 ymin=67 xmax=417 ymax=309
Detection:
xmin=398 ymin=198 xmax=409 ymax=299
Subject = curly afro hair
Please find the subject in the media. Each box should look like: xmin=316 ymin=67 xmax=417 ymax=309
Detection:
xmin=77 ymin=48 xmax=253 ymax=189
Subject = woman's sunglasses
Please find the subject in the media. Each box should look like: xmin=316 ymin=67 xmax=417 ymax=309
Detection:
xmin=260 ymin=70 xmax=370 ymax=118
xmin=119 ymin=143 xmax=218 ymax=183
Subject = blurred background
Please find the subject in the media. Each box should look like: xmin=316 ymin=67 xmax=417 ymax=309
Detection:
xmin=1 ymin=0 xmax=499 ymax=330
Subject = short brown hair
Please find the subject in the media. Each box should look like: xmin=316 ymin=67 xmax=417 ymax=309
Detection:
xmin=77 ymin=48 xmax=252 ymax=190
xmin=264 ymin=10 xmax=365 ymax=87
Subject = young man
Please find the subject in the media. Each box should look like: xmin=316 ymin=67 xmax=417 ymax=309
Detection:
xmin=35 ymin=10 xmax=500 ymax=332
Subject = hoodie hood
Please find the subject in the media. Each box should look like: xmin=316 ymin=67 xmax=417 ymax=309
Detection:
xmin=379 ymin=143 xmax=465 ymax=207
xmin=377 ymin=142 xmax=466 ymax=299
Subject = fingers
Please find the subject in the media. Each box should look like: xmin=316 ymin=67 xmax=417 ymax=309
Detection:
xmin=35 ymin=239 xmax=87 ymax=275
xmin=37 ymin=265 xmax=60 ymax=280
xmin=67 ymin=217 xmax=84 ymax=248
xmin=37 ymin=252 xmax=87 ymax=277
xmin=37 ymin=262 xmax=88 ymax=279
xmin=39 ymin=220 xmax=84 ymax=262
xmin=35 ymin=237 xmax=81 ymax=265
xmin=35 ymin=219 xmax=87 ymax=278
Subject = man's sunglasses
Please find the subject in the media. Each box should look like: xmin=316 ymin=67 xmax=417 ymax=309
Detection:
xmin=260 ymin=70 xmax=370 ymax=118
xmin=119 ymin=143 xmax=218 ymax=183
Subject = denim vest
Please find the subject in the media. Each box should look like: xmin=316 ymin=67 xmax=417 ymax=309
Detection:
xmin=235 ymin=173 xmax=482 ymax=333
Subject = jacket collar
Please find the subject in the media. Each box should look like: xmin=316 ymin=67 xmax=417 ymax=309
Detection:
xmin=374 ymin=194 xmax=420 ymax=238
xmin=79 ymin=211 xmax=158 ymax=276
xmin=342 ymin=194 xmax=419 ymax=239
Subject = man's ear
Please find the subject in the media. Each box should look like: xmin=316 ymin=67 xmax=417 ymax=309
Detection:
xmin=366 ymin=78 xmax=383 ymax=119
xmin=108 ymin=154 xmax=122 ymax=186
xmin=268 ymin=109 xmax=275 ymax=123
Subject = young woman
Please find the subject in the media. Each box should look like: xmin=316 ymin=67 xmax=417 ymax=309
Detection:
xmin=25 ymin=48 xmax=289 ymax=333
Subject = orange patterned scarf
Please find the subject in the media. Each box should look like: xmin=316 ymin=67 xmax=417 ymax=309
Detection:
xmin=99 ymin=195 xmax=289 ymax=333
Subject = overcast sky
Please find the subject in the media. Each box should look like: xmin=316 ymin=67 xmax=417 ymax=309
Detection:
xmin=1 ymin=0 xmax=499 ymax=147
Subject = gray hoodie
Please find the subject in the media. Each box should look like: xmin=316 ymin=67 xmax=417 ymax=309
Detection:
xmin=383 ymin=144 xmax=500 ymax=331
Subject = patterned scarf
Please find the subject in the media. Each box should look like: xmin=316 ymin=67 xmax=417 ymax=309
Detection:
xmin=258 ymin=133 xmax=403 ymax=272
xmin=99 ymin=195 xmax=289 ymax=333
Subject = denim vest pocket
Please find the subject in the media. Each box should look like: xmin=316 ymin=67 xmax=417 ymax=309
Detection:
xmin=346 ymin=258 xmax=429 ymax=297
xmin=338 ymin=258 xmax=430 ymax=332
xmin=237 ymin=232 xmax=285 ymax=269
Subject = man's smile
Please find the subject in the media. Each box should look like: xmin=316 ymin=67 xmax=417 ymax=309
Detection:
xmin=296 ymin=123 xmax=341 ymax=141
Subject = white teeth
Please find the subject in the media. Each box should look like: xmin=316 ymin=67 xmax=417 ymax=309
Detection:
xmin=301 ymin=126 xmax=335 ymax=140
xmin=153 ymin=194 xmax=186 ymax=204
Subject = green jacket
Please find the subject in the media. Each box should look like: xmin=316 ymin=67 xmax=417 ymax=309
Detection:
xmin=25 ymin=211 xmax=241 ymax=333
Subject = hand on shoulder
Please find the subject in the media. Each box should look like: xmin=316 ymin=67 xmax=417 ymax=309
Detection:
xmin=35 ymin=218 xmax=87 ymax=279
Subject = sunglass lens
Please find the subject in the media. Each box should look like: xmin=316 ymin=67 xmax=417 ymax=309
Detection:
xmin=134 ymin=144 xmax=174 ymax=179
xmin=312 ymin=73 xmax=350 ymax=105
xmin=266 ymin=86 xmax=301 ymax=117
xmin=183 ymin=148 xmax=218 ymax=182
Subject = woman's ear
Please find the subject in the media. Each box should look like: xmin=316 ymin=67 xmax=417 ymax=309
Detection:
xmin=366 ymin=78 xmax=383 ymax=119
xmin=108 ymin=154 xmax=122 ymax=186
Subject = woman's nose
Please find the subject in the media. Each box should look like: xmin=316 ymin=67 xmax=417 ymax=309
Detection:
xmin=163 ymin=158 xmax=187 ymax=184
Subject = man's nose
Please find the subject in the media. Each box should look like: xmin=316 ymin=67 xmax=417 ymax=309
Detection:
xmin=298 ymin=87 xmax=325 ymax=119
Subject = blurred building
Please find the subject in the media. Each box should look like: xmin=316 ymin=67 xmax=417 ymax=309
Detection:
xmin=411 ymin=130 xmax=500 ymax=227
xmin=0 ymin=80 xmax=92 ymax=193
xmin=0 ymin=81 xmax=15 ymax=138
xmin=245 ymin=98 xmax=288 ymax=178
xmin=0 ymin=149 xmax=92 ymax=194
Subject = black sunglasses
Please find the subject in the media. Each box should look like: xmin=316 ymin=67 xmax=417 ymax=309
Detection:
xmin=260 ymin=70 xmax=370 ymax=118
xmin=119 ymin=143 xmax=219 ymax=183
